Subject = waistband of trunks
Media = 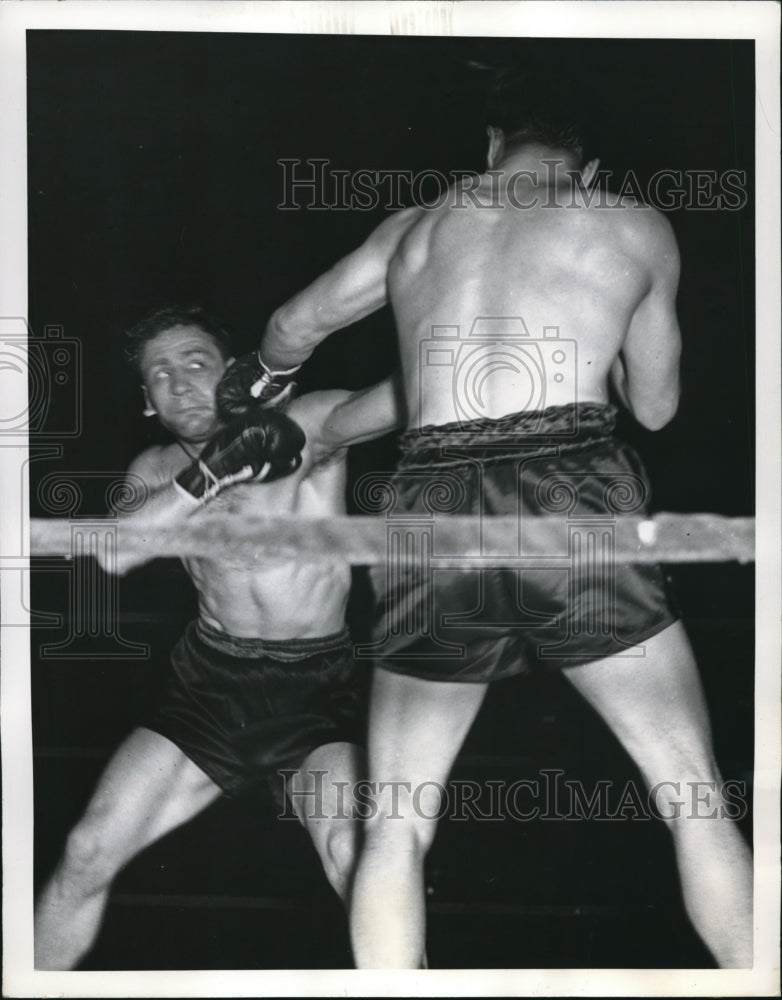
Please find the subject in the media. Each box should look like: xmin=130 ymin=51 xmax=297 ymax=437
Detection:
xmin=399 ymin=403 xmax=618 ymax=468
xmin=194 ymin=619 xmax=352 ymax=662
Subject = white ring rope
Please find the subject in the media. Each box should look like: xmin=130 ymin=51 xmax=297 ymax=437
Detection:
xmin=29 ymin=512 xmax=754 ymax=565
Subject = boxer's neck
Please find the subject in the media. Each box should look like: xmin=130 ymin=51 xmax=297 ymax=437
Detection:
xmin=494 ymin=146 xmax=583 ymax=187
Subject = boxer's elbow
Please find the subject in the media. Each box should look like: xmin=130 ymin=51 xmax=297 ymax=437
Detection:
xmin=637 ymin=403 xmax=677 ymax=431
xmin=632 ymin=385 xmax=680 ymax=431
xmin=624 ymin=353 xmax=680 ymax=431
xmin=263 ymin=307 xmax=321 ymax=367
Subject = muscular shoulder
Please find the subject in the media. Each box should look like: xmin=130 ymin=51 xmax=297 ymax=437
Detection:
xmin=602 ymin=199 xmax=680 ymax=279
xmin=363 ymin=205 xmax=426 ymax=259
xmin=287 ymin=391 xmax=353 ymax=468
xmin=371 ymin=204 xmax=425 ymax=239
xmin=632 ymin=207 xmax=679 ymax=282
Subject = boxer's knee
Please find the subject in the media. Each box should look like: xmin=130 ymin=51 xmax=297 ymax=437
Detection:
xmin=645 ymin=763 xmax=737 ymax=828
xmin=321 ymin=821 xmax=357 ymax=894
xmin=622 ymin=721 xmax=722 ymax=803
xmin=362 ymin=802 xmax=440 ymax=861
xmin=59 ymin=812 xmax=128 ymax=893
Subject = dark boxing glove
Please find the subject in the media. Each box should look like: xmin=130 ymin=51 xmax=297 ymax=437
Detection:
xmin=174 ymin=407 xmax=306 ymax=505
xmin=216 ymin=350 xmax=301 ymax=420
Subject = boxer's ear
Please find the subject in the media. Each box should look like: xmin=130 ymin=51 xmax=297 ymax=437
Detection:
xmin=486 ymin=126 xmax=504 ymax=170
xmin=581 ymin=158 xmax=601 ymax=187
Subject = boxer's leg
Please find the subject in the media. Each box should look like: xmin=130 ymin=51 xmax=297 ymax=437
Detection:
xmin=350 ymin=669 xmax=488 ymax=968
xmin=35 ymin=727 xmax=221 ymax=970
xmin=562 ymin=621 xmax=753 ymax=968
xmin=288 ymin=741 xmax=363 ymax=905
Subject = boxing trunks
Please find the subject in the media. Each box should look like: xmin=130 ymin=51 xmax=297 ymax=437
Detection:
xmin=368 ymin=403 xmax=679 ymax=682
xmin=144 ymin=620 xmax=366 ymax=798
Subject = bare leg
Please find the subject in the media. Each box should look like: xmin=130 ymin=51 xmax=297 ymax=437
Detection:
xmin=288 ymin=741 xmax=363 ymax=905
xmin=562 ymin=621 xmax=753 ymax=968
xmin=35 ymin=727 xmax=221 ymax=970
xmin=349 ymin=669 xmax=488 ymax=968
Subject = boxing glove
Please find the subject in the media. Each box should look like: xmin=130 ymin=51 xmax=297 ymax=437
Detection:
xmin=216 ymin=350 xmax=301 ymax=419
xmin=174 ymin=406 xmax=306 ymax=505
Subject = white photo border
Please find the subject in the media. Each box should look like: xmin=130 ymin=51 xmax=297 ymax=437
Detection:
xmin=1 ymin=2 xmax=779 ymax=997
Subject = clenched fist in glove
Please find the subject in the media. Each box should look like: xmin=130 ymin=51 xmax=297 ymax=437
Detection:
xmin=216 ymin=350 xmax=301 ymax=419
xmin=174 ymin=406 xmax=306 ymax=505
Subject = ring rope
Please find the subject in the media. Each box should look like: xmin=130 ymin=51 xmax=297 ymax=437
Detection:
xmin=29 ymin=513 xmax=755 ymax=565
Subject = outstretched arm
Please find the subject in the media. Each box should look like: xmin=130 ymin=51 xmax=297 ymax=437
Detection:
xmin=261 ymin=207 xmax=422 ymax=369
xmin=618 ymin=211 xmax=682 ymax=430
xmin=216 ymin=207 xmax=422 ymax=417
xmin=102 ymin=451 xmax=193 ymax=575
xmin=313 ymin=375 xmax=406 ymax=461
xmin=290 ymin=376 xmax=406 ymax=470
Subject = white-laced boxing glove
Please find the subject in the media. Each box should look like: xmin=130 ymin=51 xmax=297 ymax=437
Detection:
xmin=174 ymin=406 xmax=305 ymax=505
xmin=215 ymin=350 xmax=301 ymax=419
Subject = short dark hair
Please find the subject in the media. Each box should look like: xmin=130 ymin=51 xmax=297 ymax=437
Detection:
xmin=485 ymin=66 xmax=590 ymax=162
xmin=125 ymin=304 xmax=234 ymax=376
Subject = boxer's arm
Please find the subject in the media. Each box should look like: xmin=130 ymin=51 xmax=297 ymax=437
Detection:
xmin=314 ymin=376 xmax=405 ymax=460
xmin=620 ymin=213 xmax=682 ymax=430
xmin=609 ymin=355 xmax=632 ymax=412
xmin=100 ymin=449 xmax=195 ymax=575
xmin=261 ymin=207 xmax=423 ymax=369
xmin=118 ymin=449 xmax=192 ymax=521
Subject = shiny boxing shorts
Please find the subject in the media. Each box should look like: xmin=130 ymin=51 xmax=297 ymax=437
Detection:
xmin=144 ymin=621 xmax=366 ymax=798
xmin=369 ymin=403 xmax=678 ymax=682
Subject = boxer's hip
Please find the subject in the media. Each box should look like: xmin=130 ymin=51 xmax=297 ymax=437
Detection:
xmin=143 ymin=621 xmax=366 ymax=796
xmin=367 ymin=403 xmax=678 ymax=681
xmin=385 ymin=403 xmax=646 ymax=519
xmin=399 ymin=402 xmax=620 ymax=471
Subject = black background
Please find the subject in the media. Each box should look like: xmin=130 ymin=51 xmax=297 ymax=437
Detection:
xmin=28 ymin=32 xmax=754 ymax=970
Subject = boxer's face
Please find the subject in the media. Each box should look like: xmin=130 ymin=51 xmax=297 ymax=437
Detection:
xmin=139 ymin=325 xmax=232 ymax=444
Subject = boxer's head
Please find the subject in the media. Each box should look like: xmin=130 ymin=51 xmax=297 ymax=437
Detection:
xmin=126 ymin=305 xmax=234 ymax=443
xmin=485 ymin=66 xmax=595 ymax=173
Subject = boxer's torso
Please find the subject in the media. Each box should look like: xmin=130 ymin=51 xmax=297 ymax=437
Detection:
xmin=138 ymin=393 xmax=352 ymax=639
xmin=387 ymin=176 xmax=667 ymax=429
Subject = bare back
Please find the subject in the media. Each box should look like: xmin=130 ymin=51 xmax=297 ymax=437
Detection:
xmin=387 ymin=176 xmax=678 ymax=429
